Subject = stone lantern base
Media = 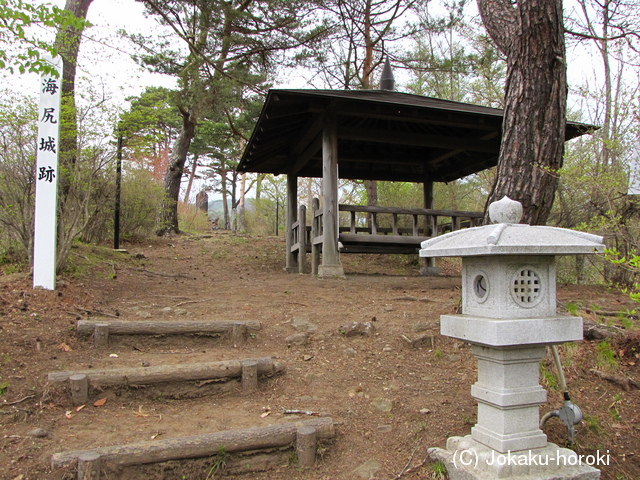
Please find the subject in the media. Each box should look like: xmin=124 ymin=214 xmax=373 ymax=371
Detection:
xmin=429 ymin=436 xmax=601 ymax=480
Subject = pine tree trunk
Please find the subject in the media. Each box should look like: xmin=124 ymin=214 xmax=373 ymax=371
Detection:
xmin=156 ymin=108 xmax=196 ymax=235
xmin=183 ymin=153 xmax=199 ymax=203
xmin=237 ymin=173 xmax=246 ymax=232
xmin=54 ymin=0 xmax=93 ymax=196
xmin=478 ymin=0 xmax=567 ymax=225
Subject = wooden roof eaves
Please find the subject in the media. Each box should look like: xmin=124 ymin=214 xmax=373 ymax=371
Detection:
xmin=275 ymin=89 xmax=505 ymax=116
xmin=334 ymin=104 xmax=502 ymax=132
xmin=427 ymin=130 xmax=501 ymax=167
xmin=435 ymin=157 xmax=498 ymax=183
xmin=238 ymin=88 xmax=598 ymax=177
xmin=338 ymin=126 xmax=501 ymax=153
xmin=289 ymin=134 xmax=322 ymax=176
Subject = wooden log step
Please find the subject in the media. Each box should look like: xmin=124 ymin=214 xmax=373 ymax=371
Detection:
xmin=51 ymin=417 xmax=335 ymax=469
xmin=47 ymin=357 xmax=284 ymax=386
xmin=76 ymin=319 xmax=261 ymax=336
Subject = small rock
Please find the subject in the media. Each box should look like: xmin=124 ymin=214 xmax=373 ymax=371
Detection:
xmin=291 ymin=317 xmax=318 ymax=332
xmin=160 ymin=307 xmax=173 ymax=315
xmin=340 ymin=321 xmax=375 ymax=337
xmin=377 ymin=424 xmax=393 ymax=432
xmin=285 ymin=332 xmax=309 ymax=346
xmin=344 ymin=347 xmax=358 ymax=357
xmin=142 ymin=362 xmax=150 ymax=367
xmin=401 ymin=333 xmax=435 ymax=349
xmin=352 ymin=459 xmax=382 ymax=479
xmin=136 ymin=310 xmax=151 ymax=318
xmin=174 ymin=308 xmax=188 ymax=316
xmin=302 ymin=354 xmax=314 ymax=361
xmin=134 ymin=253 xmax=146 ymax=259
xmin=371 ymin=397 xmax=393 ymax=413
xmin=419 ymin=408 xmax=432 ymax=415
xmin=411 ymin=321 xmax=431 ymax=333
xmin=27 ymin=428 xmax=48 ymax=438
xmin=447 ymin=354 xmax=461 ymax=362
xmin=382 ymin=346 xmax=392 ymax=352
xmin=297 ymin=395 xmax=316 ymax=402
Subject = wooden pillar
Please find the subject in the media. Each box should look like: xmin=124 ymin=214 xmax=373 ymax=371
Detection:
xmin=311 ymin=197 xmax=320 ymax=275
xmin=93 ymin=323 xmax=109 ymax=349
xmin=242 ymin=360 xmax=258 ymax=393
xmin=69 ymin=374 xmax=88 ymax=406
xmin=318 ymin=109 xmax=344 ymax=277
xmin=298 ymin=204 xmax=308 ymax=274
xmin=421 ymin=179 xmax=439 ymax=276
xmin=285 ymin=174 xmax=298 ymax=272
xmin=77 ymin=452 xmax=101 ymax=480
xmin=295 ymin=425 xmax=317 ymax=467
xmin=231 ymin=322 xmax=247 ymax=348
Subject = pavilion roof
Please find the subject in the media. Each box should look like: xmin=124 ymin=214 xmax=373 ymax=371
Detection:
xmin=237 ymin=89 xmax=594 ymax=183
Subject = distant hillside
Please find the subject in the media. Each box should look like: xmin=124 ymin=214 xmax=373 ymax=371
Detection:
xmin=207 ymin=199 xmax=229 ymax=219
xmin=207 ymin=199 xmax=259 ymax=222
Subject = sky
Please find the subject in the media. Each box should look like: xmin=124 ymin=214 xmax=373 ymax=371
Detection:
xmin=5 ymin=0 xmax=622 ymax=119
xmin=4 ymin=0 xmax=637 ymax=200
xmin=4 ymin=0 xmax=313 ymax=107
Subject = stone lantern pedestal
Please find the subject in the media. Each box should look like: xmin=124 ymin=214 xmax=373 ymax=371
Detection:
xmin=420 ymin=197 xmax=603 ymax=480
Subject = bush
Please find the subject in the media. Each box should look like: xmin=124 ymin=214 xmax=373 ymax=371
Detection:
xmin=120 ymin=168 xmax=167 ymax=238
xmin=245 ymin=198 xmax=282 ymax=236
xmin=178 ymin=201 xmax=211 ymax=233
xmin=0 ymin=91 xmax=38 ymax=267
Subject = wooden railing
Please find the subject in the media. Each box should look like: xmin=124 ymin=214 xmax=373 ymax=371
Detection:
xmin=337 ymin=204 xmax=483 ymax=243
xmin=289 ymin=200 xmax=483 ymax=271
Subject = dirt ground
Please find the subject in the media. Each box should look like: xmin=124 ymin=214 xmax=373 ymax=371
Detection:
xmin=1 ymin=232 xmax=639 ymax=480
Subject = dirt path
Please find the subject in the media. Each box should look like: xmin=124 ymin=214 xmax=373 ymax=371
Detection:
xmin=0 ymin=233 xmax=638 ymax=479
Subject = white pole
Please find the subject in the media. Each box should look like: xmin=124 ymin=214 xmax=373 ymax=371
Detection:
xmin=33 ymin=55 xmax=63 ymax=290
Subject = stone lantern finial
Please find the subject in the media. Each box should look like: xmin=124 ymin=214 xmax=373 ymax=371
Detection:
xmin=488 ymin=196 xmax=523 ymax=224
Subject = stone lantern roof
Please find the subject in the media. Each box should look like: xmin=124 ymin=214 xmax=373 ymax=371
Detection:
xmin=420 ymin=196 xmax=604 ymax=257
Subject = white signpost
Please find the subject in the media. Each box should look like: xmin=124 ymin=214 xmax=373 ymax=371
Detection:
xmin=33 ymin=55 xmax=63 ymax=290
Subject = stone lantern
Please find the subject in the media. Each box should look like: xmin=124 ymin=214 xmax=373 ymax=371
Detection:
xmin=420 ymin=197 xmax=603 ymax=480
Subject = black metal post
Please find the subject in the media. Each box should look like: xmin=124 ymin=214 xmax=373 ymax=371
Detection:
xmin=114 ymin=134 xmax=123 ymax=249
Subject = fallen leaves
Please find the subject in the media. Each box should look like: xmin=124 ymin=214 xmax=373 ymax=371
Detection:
xmin=93 ymin=398 xmax=107 ymax=407
xmin=57 ymin=343 xmax=72 ymax=352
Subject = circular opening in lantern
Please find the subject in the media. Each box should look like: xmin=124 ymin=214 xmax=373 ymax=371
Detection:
xmin=473 ymin=273 xmax=489 ymax=303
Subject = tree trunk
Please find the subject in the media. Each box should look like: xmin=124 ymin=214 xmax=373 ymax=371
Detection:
xmin=237 ymin=173 xmax=246 ymax=232
xmin=54 ymin=0 xmax=93 ymax=200
xmin=221 ymin=163 xmax=230 ymax=229
xmin=183 ymin=153 xmax=200 ymax=203
xmin=156 ymin=108 xmax=196 ymax=235
xmin=256 ymin=174 xmax=263 ymax=201
xmin=478 ymin=0 xmax=567 ymax=226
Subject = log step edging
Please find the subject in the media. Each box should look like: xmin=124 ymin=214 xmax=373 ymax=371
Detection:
xmin=47 ymin=357 xmax=284 ymax=387
xmin=51 ymin=417 xmax=335 ymax=469
xmin=76 ymin=319 xmax=261 ymax=336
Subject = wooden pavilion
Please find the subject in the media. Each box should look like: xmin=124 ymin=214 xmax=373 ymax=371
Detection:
xmin=236 ymin=88 xmax=591 ymax=277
